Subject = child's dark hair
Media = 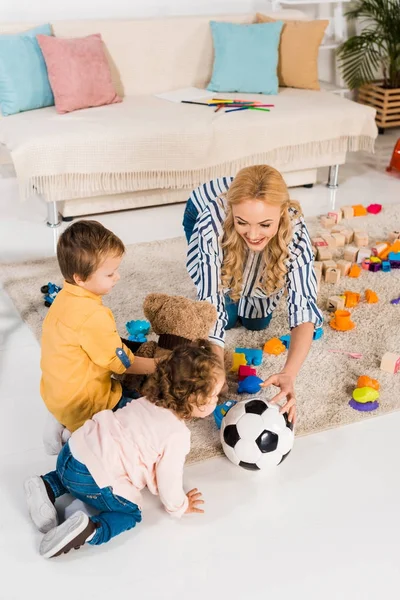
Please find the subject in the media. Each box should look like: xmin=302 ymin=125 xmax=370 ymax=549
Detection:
xmin=57 ymin=220 xmax=125 ymax=284
xmin=143 ymin=340 xmax=224 ymax=419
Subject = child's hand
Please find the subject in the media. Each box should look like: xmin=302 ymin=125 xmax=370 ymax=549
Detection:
xmin=185 ymin=488 xmax=205 ymax=514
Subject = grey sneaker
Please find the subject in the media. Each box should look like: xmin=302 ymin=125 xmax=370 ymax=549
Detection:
xmin=24 ymin=476 xmax=58 ymax=534
xmin=40 ymin=511 xmax=96 ymax=559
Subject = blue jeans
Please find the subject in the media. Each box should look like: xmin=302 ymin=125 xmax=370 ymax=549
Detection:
xmin=43 ymin=443 xmax=142 ymax=546
xmin=183 ymin=198 xmax=273 ymax=332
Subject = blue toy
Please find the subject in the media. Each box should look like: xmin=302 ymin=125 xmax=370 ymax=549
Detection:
xmin=279 ymin=334 xmax=291 ymax=349
xmin=313 ymin=327 xmax=324 ymax=341
xmin=125 ymin=320 xmax=151 ymax=343
xmin=40 ymin=282 xmax=62 ymax=307
xmin=238 ymin=375 xmax=264 ymax=394
xmin=382 ymin=261 xmax=391 ymax=272
xmin=235 ymin=347 xmax=263 ymax=366
xmin=214 ymin=400 xmax=237 ymax=429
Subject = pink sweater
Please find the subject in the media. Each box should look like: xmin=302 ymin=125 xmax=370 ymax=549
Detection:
xmin=69 ymin=396 xmax=191 ymax=517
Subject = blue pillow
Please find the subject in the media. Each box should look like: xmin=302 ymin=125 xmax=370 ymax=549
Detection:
xmin=0 ymin=24 xmax=54 ymax=116
xmin=207 ymin=21 xmax=284 ymax=95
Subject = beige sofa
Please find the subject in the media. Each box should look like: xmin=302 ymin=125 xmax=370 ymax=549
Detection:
xmin=0 ymin=10 xmax=378 ymax=226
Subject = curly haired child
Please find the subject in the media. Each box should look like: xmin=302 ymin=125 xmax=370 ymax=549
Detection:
xmin=25 ymin=340 xmax=225 ymax=558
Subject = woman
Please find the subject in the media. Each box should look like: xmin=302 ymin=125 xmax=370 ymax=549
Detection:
xmin=183 ymin=165 xmax=323 ymax=423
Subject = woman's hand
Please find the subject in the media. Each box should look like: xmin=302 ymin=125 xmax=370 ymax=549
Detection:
xmin=185 ymin=488 xmax=205 ymax=514
xmin=261 ymin=372 xmax=296 ymax=424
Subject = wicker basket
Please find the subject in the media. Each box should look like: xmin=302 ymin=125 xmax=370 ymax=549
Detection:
xmin=358 ymin=83 xmax=400 ymax=132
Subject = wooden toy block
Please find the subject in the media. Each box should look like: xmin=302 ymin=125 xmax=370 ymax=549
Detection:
xmin=235 ymin=348 xmax=263 ymax=366
xmin=344 ymin=245 xmax=359 ymax=262
xmin=327 ymin=295 xmax=345 ymax=311
xmin=332 ymin=224 xmax=346 ymax=233
xmin=315 ymin=268 xmax=322 ymax=290
xmin=263 ymin=338 xmax=286 ymax=356
xmin=331 ymin=233 xmax=346 ymax=247
xmin=317 ymin=246 xmax=333 ymax=261
xmin=311 ymin=237 xmax=328 ymax=247
xmin=238 ymin=365 xmax=257 ymax=381
xmin=361 ymin=259 xmax=371 ymax=270
xmin=322 ymin=259 xmax=337 ymax=273
xmin=388 ymin=231 xmax=400 ymax=244
xmin=348 ymin=264 xmax=362 ymax=278
xmin=352 ymin=204 xmax=368 ymax=217
xmin=341 ymin=206 xmax=354 ymax=219
xmin=357 ymin=375 xmax=380 ymax=391
xmin=328 ymin=211 xmax=342 ymax=224
xmin=365 ymin=289 xmax=379 ymax=303
xmin=325 ymin=268 xmax=341 ymax=284
xmin=313 ymin=261 xmax=323 ymax=271
xmin=344 ymin=291 xmax=360 ymax=308
xmin=320 ymin=233 xmax=337 ymax=249
xmin=372 ymin=243 xmax=389 ymax=257
xmin=336 ymin=259 xmax=352 ymax=276
xmin=380 ymin=352 xmax=400 ymax=374
xmin=231 ymin=353 xmax=247 ymax=372
xmin=354 ymin=231 xmax=369 ymax=247
xmin=341 ymin=229 xmax=354 ymax=244
xmin=357 ymin=247 xmax=372 ymax=264
xmin=312 ymin=246 xmax=317 ymax=259
xmin=320 ymin=216 xmax=335 ymax=229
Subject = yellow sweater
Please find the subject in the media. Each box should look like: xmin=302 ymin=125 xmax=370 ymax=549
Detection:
xmin=40 ymin=281 xmax=134 ymax=432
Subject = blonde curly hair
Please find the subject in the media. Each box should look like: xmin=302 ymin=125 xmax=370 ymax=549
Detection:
xmin=221 ymin=165 xmax=302 ymax=300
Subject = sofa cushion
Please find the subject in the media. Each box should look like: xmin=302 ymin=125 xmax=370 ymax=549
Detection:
xmin=256 ymin=14 xmax=328 ymax=90
xmin=0 ymin=24 xmax=54 ymax=116
xmin=207 ymin=21 xmax=283 ymax=95
xmin=36 ymin=33 xmax=121 ymax=114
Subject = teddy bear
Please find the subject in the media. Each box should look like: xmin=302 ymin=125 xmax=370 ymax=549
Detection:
xmin=123 ymin=293 xmax=218 ymax=392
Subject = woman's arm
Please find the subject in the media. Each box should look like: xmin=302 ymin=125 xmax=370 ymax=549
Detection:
xmin=282 ymin=321 xmax=314 ymax=379
xmin=125 ymin=356 xmax=156 ymax=375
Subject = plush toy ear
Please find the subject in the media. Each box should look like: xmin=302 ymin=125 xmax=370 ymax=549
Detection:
xmin=195 ymin=301 xmax=218 ymax=325
xmin=143 ymin=293 xmax=170 ymax=320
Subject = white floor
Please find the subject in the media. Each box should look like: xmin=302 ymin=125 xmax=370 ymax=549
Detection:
xmin=0 ymin=132 xmax=399 ymax=600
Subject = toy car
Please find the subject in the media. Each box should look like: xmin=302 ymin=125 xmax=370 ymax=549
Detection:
xmin=41 ymin=282 xmax=62 ymax=307
xmin=213 ymin=400 xmax=237 ymax=429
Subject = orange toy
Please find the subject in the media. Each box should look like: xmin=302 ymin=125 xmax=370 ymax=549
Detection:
xmin=365 ymin=289 xmax=379 ymax=303
xmin=380 ymin=240 xmax=400 ymax=260
xmin=352 ymin=204 xmax=368 ymax=217
xmin=344 ymin=291 xmax=360 ymax=308
xmin=263 ymin=337 xmax=286 ymax=355
xmin=348 ymin=264 xmax=362 ymax=278
xmin=387 ymin=138 xmax=400 ymax=173
xmin=329 ymin=310 xmax=356 ymax=331
xmin=357 ymin=375 xmax=380 ymax=391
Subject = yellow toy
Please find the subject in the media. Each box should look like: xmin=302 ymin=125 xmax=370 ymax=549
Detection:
xmin=231 ymin=353 xmax=247 ymax=372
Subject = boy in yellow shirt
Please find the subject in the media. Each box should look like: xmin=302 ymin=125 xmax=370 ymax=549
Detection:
xmin=40 ymin=220 xmax=155 ymax=454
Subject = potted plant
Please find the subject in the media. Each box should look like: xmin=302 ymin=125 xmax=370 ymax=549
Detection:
xmin=337 ymin=0 xmax=400 ymax=133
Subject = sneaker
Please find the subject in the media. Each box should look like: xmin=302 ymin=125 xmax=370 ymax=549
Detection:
xmin=40 ymin=511 xmax=96 ymax=559
xmin=24 ymin=476 xmax=58 ymax=534
xmin=43 ymin=413 xmax=65 ymax=455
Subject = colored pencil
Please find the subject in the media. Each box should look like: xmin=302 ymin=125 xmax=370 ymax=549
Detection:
xmin=225 ymin=106 xmax=250 ymax=113
xmin=181 ymin=100 xmax=209 ymax=106
xmin=249 ymin=107 xmax=270 ymax=112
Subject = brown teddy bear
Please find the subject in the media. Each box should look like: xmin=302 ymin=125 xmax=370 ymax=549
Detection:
xmin=123 ymin=293 xmax=218 ymax=391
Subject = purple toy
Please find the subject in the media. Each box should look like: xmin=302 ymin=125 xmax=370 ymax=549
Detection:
xmin=237 ymin=375 xmax=264 ymax=394
xmin=349 ymin=399 xmax=379 ymax=412
xmin=391 ymin=296 xmax=400 ymax=305
xmin=369 ymin=262 xmax=381 ymax=272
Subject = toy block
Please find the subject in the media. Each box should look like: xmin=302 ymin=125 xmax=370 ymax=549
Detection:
xmin=389 ymin=252 xmax=400 ymax=262
xmin=263 ymin=338 xmax=286 ymax=355
xmin=366 ymin=203 xmax=382 ymax=214
xmin=388 ymin=231 xmax=400 ymax=244
xmin=341 ymin=229 xmax=354 ymax=244
xmin=238 ymin=375 xmax=264 ymax=394
xmin=313 ymin=261 xmax=323 ymax=271
xmin=352 ymin=204 xmax=368 ymax=217
xmin=344 ymin=245 xmax=359 ymax=263
xmin=315 ymin=268 xmax=322 ymax=290
xmin=341 ymin=205 xmax=354 ymax=219
xmin=311 ymin=237 xmax=328 ymax=247
xmin=332 ymin=224 xmax=346 ymax=233
xmin=354 ymin=231 xmax=369 ymax=247
xmin=357 ymin=247 xmax=372 ymax=264
xmin=238 ymin=365 xmax=257 ymax=381
xmin=327 ymin=295 xmax=345 ymax=311
xmin=390 ymin=261 xmax=400 ymax=269
xmin=320 ymin=216 xmax=336 ymax=229
xmin=322 ymin=259 xmax=337 ymax=273
xmin=357 ymin=375 xmax=380 ymax=391
xmin=235 ymin=348 xmax=263 ymax=366
xmin=320 ymin=233 xmax=337 ymax=249
xmin=279 ymin=335 xmax=291 ymax=349
xmin=348 ymin=264 xmax=362 ymax=278
xmin=231 ymin=353 xmax=247 ymax=372
xmin=381 ymin=261 xmax=391 ymax=272
xmin=336 ymin=259 xmax=352 ymax=276
xmin=380 ymin=352 xmax=400 ymax=374
xmin=313 ymin=327 xmax=324 ymax=341
xmin=312 ymin=246 xmax=317 ymax=259
xmin=372 ymin=243 xmax=389 ymax=257
xmin=325 ymin=268 xmax=341 ymax=284
xmin=331 ymin=233 xmax=346 ymax=247
xmin=317 ymin=246 xmax=333 ymax=261
xmin=361 ymin=259 xmax=371 ymax=271
xmin=370 ymin=256 xmax=381 ymax=263
xmin=328 ymin=211 xmax=342 ymax=224
xmin=369 ymin=262 xmax=381 ymax=272
xmin=344 ymin=291 xmax=360 ymax=308
xmin=365 ymin=289 xmax=378 ymax=303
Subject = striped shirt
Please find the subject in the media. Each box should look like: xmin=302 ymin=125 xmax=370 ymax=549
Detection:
xmin=186 ymin=177 xmax=323 ymax=347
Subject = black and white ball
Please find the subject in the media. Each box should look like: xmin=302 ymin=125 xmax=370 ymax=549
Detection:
xmin=221 ymin=398 xmax=294 ymax=470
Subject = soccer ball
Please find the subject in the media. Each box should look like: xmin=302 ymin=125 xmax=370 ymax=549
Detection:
xmin=220 ymin=398 xmax=294 ymax=470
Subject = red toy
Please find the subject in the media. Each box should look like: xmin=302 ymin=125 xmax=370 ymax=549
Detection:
xmin=367 ymin=203 xmax=382 ymax=214
xmin=238 ymin=365 xmax=257 ymax=381
xmin=387 ymin=138 xmax=400 ymax=173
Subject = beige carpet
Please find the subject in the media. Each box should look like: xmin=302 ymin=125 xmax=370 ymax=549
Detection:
xmin=1 ymin=205 xmax=400 ymax=464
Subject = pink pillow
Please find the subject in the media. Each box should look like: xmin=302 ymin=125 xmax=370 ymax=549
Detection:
xmin=36 ymin=33 xmax=121 ymax=114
